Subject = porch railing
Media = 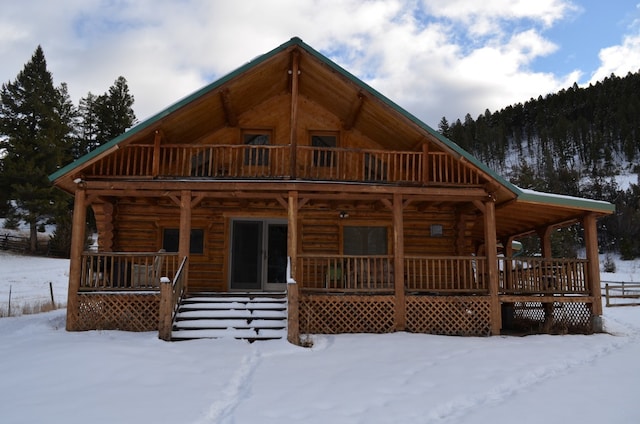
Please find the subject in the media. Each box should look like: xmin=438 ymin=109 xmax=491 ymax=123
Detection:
xmin=84 ymin=144 xmax=482 ymax=185
xmin=299 ymin=255 xmax=591 ymax=296
xmin=299 ymin=255 xmax=394 ymax=292
xmin=404 ymin=256 xmax=488 ymax=293
xmin=80 ymin=251 xmax=180 ymax=290
xmin=498 ymin=257 xmax=589 ymax=295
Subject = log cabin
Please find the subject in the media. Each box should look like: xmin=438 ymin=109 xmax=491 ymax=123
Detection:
xmin=50 ymin=37 xmax=614 ymax=343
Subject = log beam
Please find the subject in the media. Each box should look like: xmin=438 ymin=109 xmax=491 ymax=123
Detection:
xmin=66 ymin=189 xmax=87 ymax=331
xmin=393 ymin=192 xmax=406 ymax=331
xmin=484 ymin=199 xmax=501 ymax=335
xmin=179 ymin=190 xmax=192 ymax=289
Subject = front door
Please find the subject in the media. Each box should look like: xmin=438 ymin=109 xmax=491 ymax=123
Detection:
xmin=230 ymin=219 xmax=287 ymax=291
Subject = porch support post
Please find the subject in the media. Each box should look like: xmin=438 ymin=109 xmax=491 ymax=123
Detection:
xmin=287 ymin=190 xmax=300 ymax=345
xmin=393 ymin=192 xmax=406 ymax=331
xmin=67 ymin=188 xmax=87 ymax=331
xmin=179 ymin=190 xmax=192 ymax=289
xmin=289 ymin=50 xmax=300 ymax=179
xmin=537 ymin=226 xmax=553 ymax=258
xmin=583 ymin=213 xmax=603 ymax=319
xmin=502 ymin=236 xmax=516 ymax=290
xmin=484 ymin=199 xmax=501 ymax=335
xmin=537 ymin=225 xmax=555 ymax=328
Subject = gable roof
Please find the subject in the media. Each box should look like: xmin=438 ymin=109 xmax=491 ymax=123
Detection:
xmin=50 ymin=37 xmax=614 ymax=237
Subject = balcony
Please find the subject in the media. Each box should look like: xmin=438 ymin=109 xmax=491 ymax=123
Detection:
xmin=84 ymin=144 xmax=482 ymax=186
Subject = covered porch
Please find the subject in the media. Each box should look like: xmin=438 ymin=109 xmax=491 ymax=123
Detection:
xmin=64 ymin=184 xmax=606 ymax=342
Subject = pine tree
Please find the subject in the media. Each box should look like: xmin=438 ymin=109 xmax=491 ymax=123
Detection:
xmin=0 ymin=46 xmax=74 ymax=252
xmin=75 ymin=76 xmax=136 ymax=156
xmin=95 ymin=76 xmax=136 ymax=144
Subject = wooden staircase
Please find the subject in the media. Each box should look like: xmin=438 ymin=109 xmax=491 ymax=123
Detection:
xmin=171 ymin=292 xmax=287 ymax=341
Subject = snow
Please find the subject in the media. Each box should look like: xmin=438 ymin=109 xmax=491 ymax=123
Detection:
xmin=1 ymin=252 xmax=640 ymax=424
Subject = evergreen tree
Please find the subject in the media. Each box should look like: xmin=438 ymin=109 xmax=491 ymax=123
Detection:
xmin=75 ymin=92 xmax=100 ymax=158
xmin=75 ymin=76 xmax=136 ymax=156
xmin=437 ymin=116 xmax=450 ymax=138
xmin=95 ymin=76 xmax=136 ymax=144
xmin=0 ymin=46 xmax=73 ymax=252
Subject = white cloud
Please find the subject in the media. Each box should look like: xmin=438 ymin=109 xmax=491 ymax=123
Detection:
xmin=589 ymin=35 xmax=640 ymax=84
xmin=0 ymin=0 xmax=632 ymax=129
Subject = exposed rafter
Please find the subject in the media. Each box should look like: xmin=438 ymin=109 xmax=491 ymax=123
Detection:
xmin=220 ymin=89 xmax=238 ymax=127
xmin=343 ymin=91 xmax=365 ymax=130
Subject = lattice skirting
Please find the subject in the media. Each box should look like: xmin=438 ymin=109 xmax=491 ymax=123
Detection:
xmin=74 ymin=293 xmax=160 ymax=332
xmin=406 ymin=296 xmax=492 ymax=336
xmin=300 ymin=295 xmax=395 ymax=334
xmin=504 ymin=301 xmax=593 ymax=334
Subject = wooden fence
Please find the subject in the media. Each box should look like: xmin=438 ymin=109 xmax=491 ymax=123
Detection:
xmin=604 ymin=282 xmax=640 ymax=307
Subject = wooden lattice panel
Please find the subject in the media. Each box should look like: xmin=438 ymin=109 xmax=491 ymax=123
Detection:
xmin=406 ymin=296 xmax=491 ymax=336
xmin=300 ymin=295 xmax=395 ymax=334
xmin=510 ymin=301 xmax=592 ymax=334
xmin=76 ymin=293 xmax=160 ymax=332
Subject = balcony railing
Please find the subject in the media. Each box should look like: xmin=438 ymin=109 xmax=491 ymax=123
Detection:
xmin=84 ymin=144 xmax=481 ymax=185
xmin=80 ymin=251 xmax=180 ymax=291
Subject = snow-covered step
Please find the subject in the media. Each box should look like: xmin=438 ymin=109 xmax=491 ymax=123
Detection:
xmin=171 ymin=292 xmax=287 ymax=342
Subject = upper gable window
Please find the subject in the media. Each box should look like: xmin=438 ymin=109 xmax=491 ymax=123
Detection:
xmin=310 ymin=131 xmax=338 ymax=167
xmin=243 ymin=130 xmax=271 ymax=166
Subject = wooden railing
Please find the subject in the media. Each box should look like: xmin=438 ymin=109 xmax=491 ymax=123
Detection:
xmin=79 ymin=251 xmax=180 ymax=290
xmin=299 ymin=255 xmax=591 ymax=296
xmin=159 ymin=256 xmax=188 ymax=340
xmin=297 ymin=147 xmax=423 ymax=183
xmin=498 ymin=257 xmax=589 ymax=295
xmin=299 ymin=255 xmax=394 ymax=292
xmin=84 ymin=143 xmax=482 ymax=185
xmin=404 ymin=256 xmax=487 ymax=293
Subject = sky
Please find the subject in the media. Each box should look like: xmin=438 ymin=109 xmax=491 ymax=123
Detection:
xmin=0 ymin=0 xmax=639 ymax=128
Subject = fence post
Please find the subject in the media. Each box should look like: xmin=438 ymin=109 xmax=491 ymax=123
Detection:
xmin=605 ymin=283 xmax=610 ymax=307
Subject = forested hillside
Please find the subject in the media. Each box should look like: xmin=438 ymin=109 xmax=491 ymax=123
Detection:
xmin=440 ymin=71 xmax=640 ymax=259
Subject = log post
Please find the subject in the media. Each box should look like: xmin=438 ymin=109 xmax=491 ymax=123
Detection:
xmin=158 ymin=279 xmax=172 ymax=340
xmin=152 ymin=130 xmax=162 ymax=177
xmin=393 ymin=193 xmax=406 ymax=330
xmin=289 ymin=50 xmax=300 ymax=179
xmin=67 ymin=188 xmax=87 ymax=331
xmin=537 ymin=225 xmax=554 ymax=329
xmin=287 ymin=191 xmax=300 ymax=345
xmin=483 ymin=199 xmax=501 ymax=335
xmin=179 ymin=190 xmax=192 ymax=290
xmin=583 ymin=213 xmax=603 ymax=325
xmin=422 ymin=143 xmax=430 ymax=185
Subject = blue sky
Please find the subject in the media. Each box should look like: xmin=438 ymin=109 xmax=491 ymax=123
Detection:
xmin=0 ymin=0 xmax=639 ymax=128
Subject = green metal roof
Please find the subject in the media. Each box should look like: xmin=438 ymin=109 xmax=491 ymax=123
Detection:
xmin=48 ymin=37 xmax=615 ymax=215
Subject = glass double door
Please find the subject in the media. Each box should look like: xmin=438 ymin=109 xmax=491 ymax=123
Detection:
xmin=230 ymin=219 xmax=288 ymax=291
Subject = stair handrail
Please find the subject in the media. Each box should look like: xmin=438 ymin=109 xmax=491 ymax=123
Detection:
xmin=158 ymin=256 xmax=188 ymax=340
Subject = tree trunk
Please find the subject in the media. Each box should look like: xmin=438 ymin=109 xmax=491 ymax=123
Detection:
xmin=29 ymin=221 xmax=38 ymax=253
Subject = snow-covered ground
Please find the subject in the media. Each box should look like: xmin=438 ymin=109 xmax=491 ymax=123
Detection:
xmin=1 ymin=252 xmax=639 ymax=424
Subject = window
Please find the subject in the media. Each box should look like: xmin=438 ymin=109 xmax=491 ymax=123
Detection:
xmin=243 ymin=130 xmax=270 ymax=166
xmin=162 ymin=229 xmax=204 ymax=254
xmin=343 ymin=226 xmax=388 ymax=255
xmin=311 ymin=132 xmax=337 ymax=167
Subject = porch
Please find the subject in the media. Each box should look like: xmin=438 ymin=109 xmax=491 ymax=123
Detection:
xmin=67 ymin=252 xmax=597 ymax=338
